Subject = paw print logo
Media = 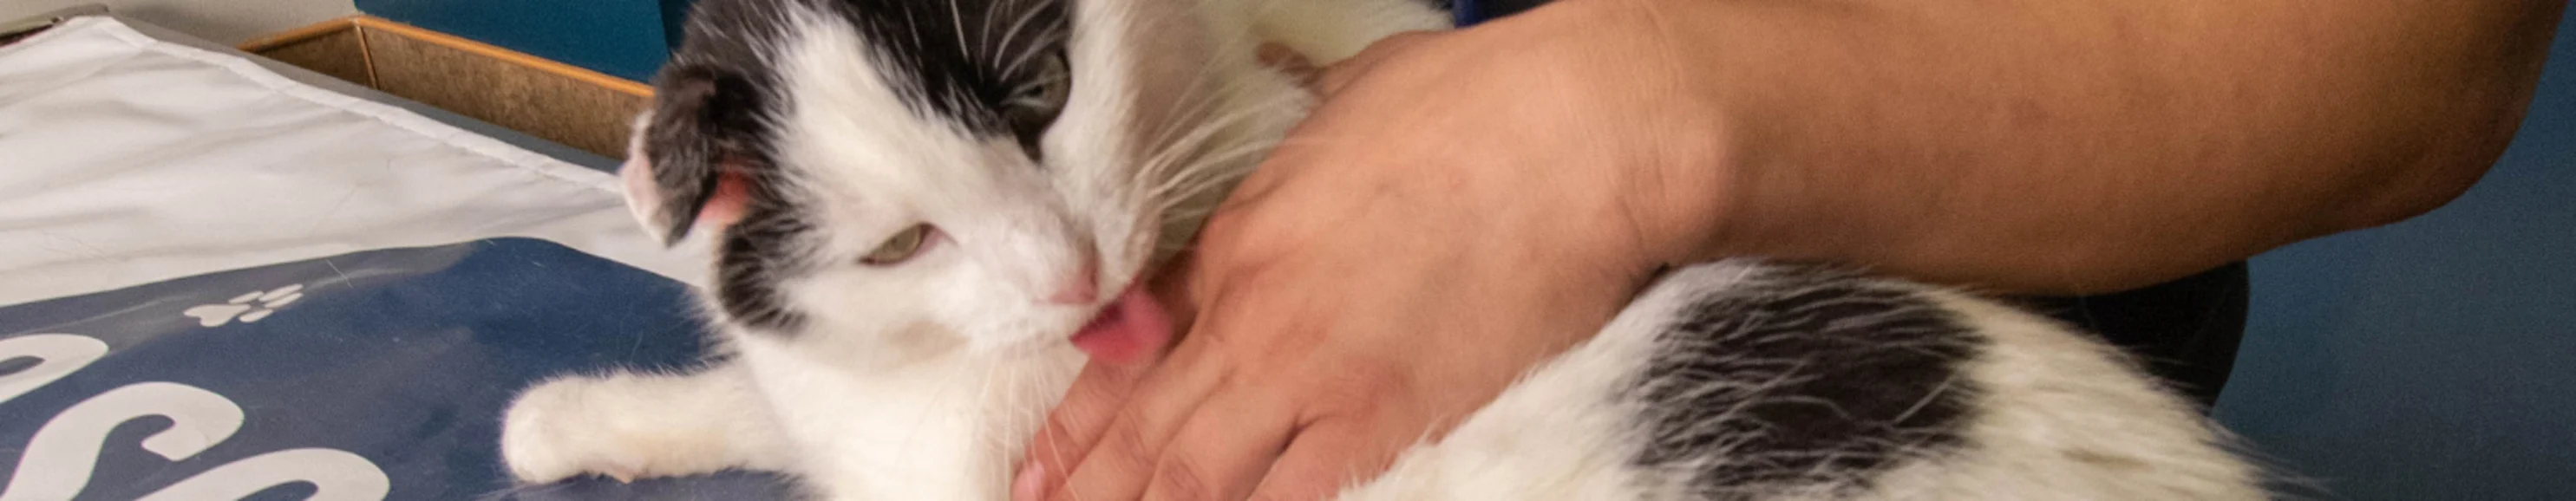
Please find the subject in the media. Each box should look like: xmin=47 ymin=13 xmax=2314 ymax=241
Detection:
xmin=183 ymin=284 xmax=306 ymax=327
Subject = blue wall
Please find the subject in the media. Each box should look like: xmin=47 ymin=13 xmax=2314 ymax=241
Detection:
xmin=2214 ymin=7 xmax=2576 ymax=500
xmin=355 ymin=0 xmax=673 ymax=82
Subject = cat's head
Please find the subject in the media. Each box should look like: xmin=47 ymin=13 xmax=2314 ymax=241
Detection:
xmin=618 ymin=0 xmax=1308 ymax=354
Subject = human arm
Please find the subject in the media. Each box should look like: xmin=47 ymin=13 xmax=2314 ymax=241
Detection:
xmin=1576 ymin=0 xmax=2562 ymax=293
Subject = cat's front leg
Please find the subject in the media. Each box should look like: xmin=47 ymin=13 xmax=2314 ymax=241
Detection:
xmin=500 ymin=361 xmax=792 ymax=485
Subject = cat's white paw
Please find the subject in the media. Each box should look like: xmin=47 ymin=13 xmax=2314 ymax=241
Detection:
xmin=500 ymin=374 xmax=722 ymax=485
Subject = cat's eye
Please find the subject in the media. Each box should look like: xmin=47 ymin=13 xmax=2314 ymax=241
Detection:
xmin=1004 ymin=53 xmax=1071 ymax=153
xmin=859 ymin=224 xmax=935 ymax=265
xmin=1010 ymin=54 xmax=1071 ymax=114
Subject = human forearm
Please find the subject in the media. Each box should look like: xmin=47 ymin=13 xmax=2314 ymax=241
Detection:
xmin=1501 ymin=0 xmax=2564 ymax=294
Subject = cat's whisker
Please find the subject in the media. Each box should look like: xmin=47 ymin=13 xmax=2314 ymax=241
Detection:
xmin=1124 ymin=80 xmax=1230 ymax=178
xmin=1143 ymin=158 xmax=1255 ymax=211
xmin=1159 ymin=204 xmax=1221 ymax=224
xmin=993 ymin=0 xmax=1051 ymax=70
xmin=975 ymin=0 xmax=1007 ymax=68
xmin=1134 ymin=99 xmax=1306 ymax=199
xmin=1144 ymin=141 xmax=1278 ymax=202
xmin=1152 ymin=172 xmax=1245 ymax=205
xmin=1149 ymin=133 xmax=1343 ymax=196
xmin=1142 ymin=131 xmax=1341 ymax=202
xmin=892 ymin=3 xmax=930 ymax=64
xmin=1155 ymin=127 xmax=1293 ymax=173
xmin=1132 ymin=88 xmax=1307 ymax=188
xmin=947 ymin=0 xmax=973 ymax=66
xmin=998 ymin=23 xmax=1070 ymax=78
xmin=1127 ymin=28 xmax=1285 ymax=182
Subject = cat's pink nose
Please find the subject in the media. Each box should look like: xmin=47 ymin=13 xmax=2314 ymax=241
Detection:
xmin=1046 ymin=262 xmax=1099 ymax=305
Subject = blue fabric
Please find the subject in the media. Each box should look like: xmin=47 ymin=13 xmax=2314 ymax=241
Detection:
xmin=0 ymin=238 xmax=789 ymax=499
xmin=1453 ymin=0 xmax=1486 ymax=26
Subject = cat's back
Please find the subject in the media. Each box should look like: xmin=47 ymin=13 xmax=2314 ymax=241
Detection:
xmin=1341 ymin=261 xmax=2265 ymax=500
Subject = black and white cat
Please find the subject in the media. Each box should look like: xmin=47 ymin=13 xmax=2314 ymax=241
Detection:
xmin=497 ymin=0 xmax=2266 ymax=499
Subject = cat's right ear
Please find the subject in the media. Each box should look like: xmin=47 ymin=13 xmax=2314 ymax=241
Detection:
xmin=624 ymin=65 xmax=764 ymax=245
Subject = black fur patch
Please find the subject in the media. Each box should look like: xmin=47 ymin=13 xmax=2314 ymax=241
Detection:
xmin=1630 ymin=265 xmax=1979 ymax=498
xmin=811 ymin=0 xmax=1072 ymax=145
xmin=714 ymin=199 xmax=815 ymax=333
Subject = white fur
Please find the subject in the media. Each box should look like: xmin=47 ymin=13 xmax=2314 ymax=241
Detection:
xmin=500 ymin=363 xmax=791 ymax=484
xmin=503 ymin=1 xmax=2263 ymax=499
xmin=728 ymin=330 xmax=1082 ymax=499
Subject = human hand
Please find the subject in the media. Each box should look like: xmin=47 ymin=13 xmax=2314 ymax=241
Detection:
xmin=1014 ymin=10 xmax=1732 ymax=501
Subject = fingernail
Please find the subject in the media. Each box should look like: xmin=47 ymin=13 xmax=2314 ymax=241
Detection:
xmin=1010 ymin=461 xmax=1045 ymax=501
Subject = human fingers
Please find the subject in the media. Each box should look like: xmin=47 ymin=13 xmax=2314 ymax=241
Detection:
xmin=1016 ymin=359 xmax=1153 ymax=501
xmin=1040 ymin=335 xmax=1238 ymax=501
xmin=1134 ymin=389 xmax=1300 ymax=501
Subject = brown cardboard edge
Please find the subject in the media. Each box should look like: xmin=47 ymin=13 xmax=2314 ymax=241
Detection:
xmin=241 ymin=16 xmax=377 ymax=87
xmin=235 ymin=16 xmax=358 ymax=52
xmin=239 ymin=16 xmax=653 ymax=99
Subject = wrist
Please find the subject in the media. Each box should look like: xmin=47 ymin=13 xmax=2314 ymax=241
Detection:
xmin=1474 ymin=0 xmax=1749 ymax=270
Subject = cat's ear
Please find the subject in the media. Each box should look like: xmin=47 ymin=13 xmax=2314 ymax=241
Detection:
xmin=625 ymin=65 xmax=763 ymax=245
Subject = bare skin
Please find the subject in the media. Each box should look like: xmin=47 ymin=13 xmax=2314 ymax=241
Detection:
xmin=1016 ymin=0 xmax=2568 ymax=499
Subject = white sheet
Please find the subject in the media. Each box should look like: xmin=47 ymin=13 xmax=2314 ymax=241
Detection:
xmin=0 ymin=16 xmax=704 ymax=306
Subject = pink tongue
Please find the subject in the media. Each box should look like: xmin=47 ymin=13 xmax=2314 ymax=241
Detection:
xmin=1069 ymin=285 xmax=1174 ymax=365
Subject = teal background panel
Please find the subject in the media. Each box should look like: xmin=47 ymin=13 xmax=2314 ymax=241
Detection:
xmin=353 ymin=0 xmax=673 ymax=82
xmin=2215 ymin=6 xmax=2576 ymax=500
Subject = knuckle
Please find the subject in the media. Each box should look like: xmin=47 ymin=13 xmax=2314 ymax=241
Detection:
xmin=1305 ymin=366 xmax=1423 ymax=422
xmin=1056 ymin=388 xmax=1116 ymax=430
xmin=1099 ymin=420 xmax=1161 ymax=474
xmin=1322 ymin=356 xmax=1408 ymax=394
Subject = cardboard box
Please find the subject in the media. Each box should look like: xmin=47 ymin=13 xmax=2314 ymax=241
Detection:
xmin=241 ymin=16 xmax=651 ymax=159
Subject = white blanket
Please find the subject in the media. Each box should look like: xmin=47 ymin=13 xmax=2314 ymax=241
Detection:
xmin=0 ymin=16 xmax=701 ymax=306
